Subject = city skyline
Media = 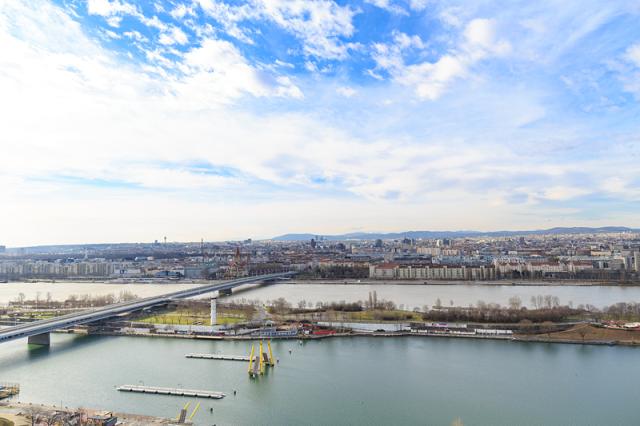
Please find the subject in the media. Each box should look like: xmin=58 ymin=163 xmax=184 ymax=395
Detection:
xmin=2 ymin=0 xmax=640 ymax=246
xmin=2 ymin=225 xmax=640 ymax=249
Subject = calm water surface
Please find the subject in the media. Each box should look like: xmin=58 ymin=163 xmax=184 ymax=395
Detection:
xmin=3 ymin=281 xmax=640 ymax=309
xmin=0 ymin=334 xmax=638 ymax=425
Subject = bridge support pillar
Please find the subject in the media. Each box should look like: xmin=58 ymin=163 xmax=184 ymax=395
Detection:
xmin=28 ymin=332 xmax=50 ymax=346
xmin=219 ymin=288 xmax=232 ymax=296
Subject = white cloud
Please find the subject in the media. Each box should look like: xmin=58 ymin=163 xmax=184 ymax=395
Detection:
xmin=103 ymin=29 xmax=121 ymax=39
xmin=259 ymin=0 xmax=359 ymax=59
xmin=158 ymin=26 xmax=189 ymax=45
xmin=365 ymin=0 xmax=407 ymax=15
xmin=393 ymin=30 xmax=424 ymax=50
xmin=106 ymin=16 xmax=122 ymax=27
xmin=196 ymin=0 xmax=256 ymax=44
xmin=625 ymin=43 xmax=640 ymax=67
xmin=170 ymin=3 xmax=195 ymax=19
xmin=336 ymin=86 xmax=357 ymax=97
xmin=87 ymin=0 xmax=194 ymax=51
xmin=409 ymin=0 xmax=429 ymax=11
xmin=174 ymin=38 xmax=302 ymax=102
xmin=86 ymin=0 xmax=137 ymax=17
xmin=197 ymin=0 xmax=359 ymax=59
xmin=372 ymin=18 xmax=510 ymax=100
xmin=614 ymin=42 xmax=640 ymax=97
xmin=139 ymin=14 xmax=169 ymax=31
xmin=371 ymin=31 xmax=424 ymax=72
xmin=123 ymin=30 xmax=147 ymax=42
xmin=541 ymin=186 xmax=591 ymax=201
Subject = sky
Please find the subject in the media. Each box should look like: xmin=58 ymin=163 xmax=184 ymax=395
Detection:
xmin=1 ymin=0 xmax=640 ymax=246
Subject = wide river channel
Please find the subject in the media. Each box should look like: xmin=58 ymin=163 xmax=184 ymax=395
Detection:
xmin=3 ymin=281 xmax=640 ymax=309
xmin=0 ymin=334 xmax=639 ymax=425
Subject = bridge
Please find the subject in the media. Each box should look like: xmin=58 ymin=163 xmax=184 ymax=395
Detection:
xmin=0 ymin=272 xmax=295 ymax=346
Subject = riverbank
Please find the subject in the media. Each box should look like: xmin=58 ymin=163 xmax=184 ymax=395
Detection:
xmin=0 ymin=401 xmax=175 ymax=425
xmin=83 ymin=324 xmax=640 ymax=347
xmin=288 ymin=279 xmax=640 ymax=286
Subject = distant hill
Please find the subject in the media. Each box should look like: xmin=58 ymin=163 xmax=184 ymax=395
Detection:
xmin=272 ymin=227 xmax=639 ymax=241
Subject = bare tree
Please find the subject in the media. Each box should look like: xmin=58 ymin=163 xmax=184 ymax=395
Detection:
xmin=577 ymin=325 xmax=589 ymax=342
xmin=508 ymin=296 xmax=522 ymax=310
xmin=541 ymin=321 xmax=555 ymax=338
xmin=24 ymin=405 xmax=45 ymax=426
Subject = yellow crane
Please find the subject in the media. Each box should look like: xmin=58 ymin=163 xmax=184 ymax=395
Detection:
xmin=259 ymin=340 xmax=265 ymax=374
xmin=248 ymin=344 xmax=255 ymax=375
xmin=248 ymin=340 xmax=275 ymax=377
xmin=188 ymin=402 xmax=201 ymax=422
xmin=267 ymin=340 xmax=275 ymax=366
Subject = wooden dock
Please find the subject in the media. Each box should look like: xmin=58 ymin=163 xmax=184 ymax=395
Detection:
xmin=185 ymin=353 xmax=250 ymax=361
xmin=117 ymin=385 xmax=225 ymax=399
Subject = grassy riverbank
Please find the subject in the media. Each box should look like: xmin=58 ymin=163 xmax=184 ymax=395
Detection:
xmin=517 ymin=323 xmax=640 ymax=345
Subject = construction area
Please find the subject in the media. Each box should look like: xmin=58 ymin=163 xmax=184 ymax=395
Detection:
xmin=248 ymin=340 xmax=276 ymax=377
xmin=0 ymin=402 xmax=177 ymax=426
xmin=0 ymin=383 xmax=19 ymax=401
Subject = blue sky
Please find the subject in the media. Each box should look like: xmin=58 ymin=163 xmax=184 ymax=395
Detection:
xmin=1 ymin=0 xmax=639 ymax=245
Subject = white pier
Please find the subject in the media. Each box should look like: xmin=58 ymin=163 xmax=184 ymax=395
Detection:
xmin=185 ymin=353 xmax=250 ymax=361
xmin=117 ymin=385 xmax=225 ymax=399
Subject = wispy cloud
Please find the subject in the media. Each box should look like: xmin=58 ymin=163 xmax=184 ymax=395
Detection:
xmin=372 ymin=19 xmax=510 ymax=100
xmin=1 ymin=0 xmax=640 ymax=245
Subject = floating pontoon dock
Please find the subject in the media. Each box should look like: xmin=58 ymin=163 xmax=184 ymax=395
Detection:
xmin=185 ymin=353 xmax=250 ymax=361
xmin=117 ymin=385 xmax=225 ymax=399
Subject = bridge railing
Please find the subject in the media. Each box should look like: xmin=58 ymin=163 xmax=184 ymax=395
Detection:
xmin=0 ymin=272 xmax=295 ymax=341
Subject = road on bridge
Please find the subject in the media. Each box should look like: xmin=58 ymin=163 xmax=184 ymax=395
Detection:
xmin=0 ymin=272 xmax=295 ymax=345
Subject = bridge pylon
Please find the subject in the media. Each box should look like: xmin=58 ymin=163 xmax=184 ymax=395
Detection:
xmin=27 ymin=332 xmax=50 ymax=346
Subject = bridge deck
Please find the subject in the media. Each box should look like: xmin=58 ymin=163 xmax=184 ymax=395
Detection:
xmin=0 ymin=272 xmax=295 ymax=344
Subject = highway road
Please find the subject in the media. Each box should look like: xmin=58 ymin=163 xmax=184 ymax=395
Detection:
xmin=0 ymin=272 xmax=295 ymax=345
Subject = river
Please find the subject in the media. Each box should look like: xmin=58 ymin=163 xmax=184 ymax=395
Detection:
xmin=0 ymin=334 xmax=638 ymax=425
xmin=2 ymin=281 xmax=640 ymax=309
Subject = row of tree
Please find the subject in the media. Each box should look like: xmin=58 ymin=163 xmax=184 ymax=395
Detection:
xmin=297 ymin=265 xmax=369 ymax=279
xmin=423 ymin=306 xmax=578 ymax=324
xmin=10 ymin=290 xmax=137 ymax=308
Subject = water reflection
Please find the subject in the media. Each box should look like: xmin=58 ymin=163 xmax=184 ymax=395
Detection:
xmin=2 ymin=334 xmax=98 ymax=369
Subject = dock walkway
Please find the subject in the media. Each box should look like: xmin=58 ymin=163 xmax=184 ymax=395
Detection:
xmin=185 ymin=353 xmax=250 ymax=361
xmin=117 ymin=385 xmax=225 ymax=399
